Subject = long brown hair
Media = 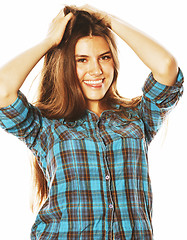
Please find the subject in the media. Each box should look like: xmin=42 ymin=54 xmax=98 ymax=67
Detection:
xmin=31 ymin=6 xmax=141 ymax=212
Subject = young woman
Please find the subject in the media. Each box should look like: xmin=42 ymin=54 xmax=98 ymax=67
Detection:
xmin=0 ymin=5 xmax=184 ymax=240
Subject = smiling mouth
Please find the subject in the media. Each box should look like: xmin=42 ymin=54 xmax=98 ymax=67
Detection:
xmin=83 ymin=78 xmax=104 ymax=88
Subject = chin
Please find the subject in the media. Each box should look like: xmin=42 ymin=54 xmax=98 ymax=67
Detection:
xmin=86 ymin=95 xmax=105 ymax=101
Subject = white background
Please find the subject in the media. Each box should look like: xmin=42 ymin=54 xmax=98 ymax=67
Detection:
xmin=0 ymin=0 xmax=186 ymax=239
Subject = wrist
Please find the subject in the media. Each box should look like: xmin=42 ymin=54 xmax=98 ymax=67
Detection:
xmin=42 ymin=38 xmax=56 ymax=50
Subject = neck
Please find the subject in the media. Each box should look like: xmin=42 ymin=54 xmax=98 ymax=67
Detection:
xmin=87 ymin=101 xmax=104 ymax=117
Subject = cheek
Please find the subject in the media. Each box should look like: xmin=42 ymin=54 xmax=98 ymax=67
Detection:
xmin=76 ymin=65 xmax=86 ymax=81
xmin=104 ymin=63 xmax=115 ymax=81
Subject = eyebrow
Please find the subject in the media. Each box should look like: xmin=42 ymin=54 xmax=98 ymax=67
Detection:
xmin=75 ymin=51 xmax=111 ymax=58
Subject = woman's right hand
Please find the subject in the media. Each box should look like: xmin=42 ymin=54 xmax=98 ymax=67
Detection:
xmin=0 ymin=9 xmax=73 ymax=108
xmin=46 ymin=10 xmax=73 ymax=48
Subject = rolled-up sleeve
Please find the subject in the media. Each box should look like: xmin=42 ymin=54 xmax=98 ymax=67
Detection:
xmin=139 ymin=68 xmax=184 ymax=144
xmin=0 ymin=90 xmax=49 ymax=172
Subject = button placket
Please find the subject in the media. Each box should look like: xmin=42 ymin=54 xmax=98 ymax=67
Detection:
xmin=95 ymin=118 xmax=115 ymax=234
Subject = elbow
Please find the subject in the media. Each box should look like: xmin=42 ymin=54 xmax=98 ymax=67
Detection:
xmin=0 ymin=74 xmax=10 ymax=98
xmin=0 ymin=76 xmax=18 ymax=107
xmin=154 ymin=55 xmax=178 ymax=86
xmin=0 ymin=88 xmax=18 ymax=108
xmin=164 ymin=55 xmax=178 ymax=76
xmin=164 ymin=56 xmax=178 ymax=86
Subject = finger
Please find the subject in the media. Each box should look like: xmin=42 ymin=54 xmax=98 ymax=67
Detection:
xmin=65 ymin=12 xmax=73 ymax=20
xmin=54 ymin=11 xmax=72 ymax=23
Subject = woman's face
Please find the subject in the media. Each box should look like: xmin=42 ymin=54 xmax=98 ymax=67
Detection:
xmin=75 ymin=36 xmax=114 ymax=107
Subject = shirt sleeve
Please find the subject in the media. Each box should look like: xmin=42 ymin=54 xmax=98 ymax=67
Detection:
xmin=0 ymin=90 xmax=49 ymax=172
xmin=139 ymin=68 xmax=184 ymax=144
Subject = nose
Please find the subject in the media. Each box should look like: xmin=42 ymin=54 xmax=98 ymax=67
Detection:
xmin=88 ymin=59 xmax=103 ymax=76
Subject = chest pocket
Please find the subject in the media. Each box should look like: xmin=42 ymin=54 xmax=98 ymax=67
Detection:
xmin=59 ymin=129 xmax=88 ymax=141
xmin=54 ymin=122 xmax=88 ymax=141
xmin=109 ymin=117 xmax=144 ymax=139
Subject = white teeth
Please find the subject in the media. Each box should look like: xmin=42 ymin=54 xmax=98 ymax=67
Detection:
xmin=84 ymin=79 xmax=103 ymax=84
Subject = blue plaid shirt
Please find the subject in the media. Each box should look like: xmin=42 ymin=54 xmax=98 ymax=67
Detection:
xmin=0 ymin=69 xmax=184 ymax=240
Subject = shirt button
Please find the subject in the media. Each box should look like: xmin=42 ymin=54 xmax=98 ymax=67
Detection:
xmin=105 ymin=175 xmax=110 ymax=180
xmin=109 ymin=204 xmax=113 ymax=209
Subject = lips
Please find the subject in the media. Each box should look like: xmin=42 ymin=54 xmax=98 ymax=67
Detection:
xmin=83 ymin=78 xmax=104 ymax=88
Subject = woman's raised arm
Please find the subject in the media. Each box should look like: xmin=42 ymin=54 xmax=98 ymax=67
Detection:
xmin=110 ymin=16 xmax=178 ymax=86
xmin=0 ymin=11 xmax=73 ymax=108
xmin=81 ymin=4 xmax=178 ymax=86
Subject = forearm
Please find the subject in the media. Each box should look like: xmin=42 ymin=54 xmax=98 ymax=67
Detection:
xmin=110 ymin=15 xmax=178 ymax=86
xmin=0 ymin=39 xmax=52 ymax=106
xmin=0 ymin=11 xmax=73 ymax=108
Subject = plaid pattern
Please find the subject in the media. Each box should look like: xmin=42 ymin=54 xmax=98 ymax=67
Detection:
xmin=0 ymin=69 xmax=183 ymax=240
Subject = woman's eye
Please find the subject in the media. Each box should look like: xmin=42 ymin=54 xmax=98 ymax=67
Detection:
xmin=76 ymin=58 xmax=87 ymax=63
xmin=100 ymin=55 xmax=112 ymax=61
